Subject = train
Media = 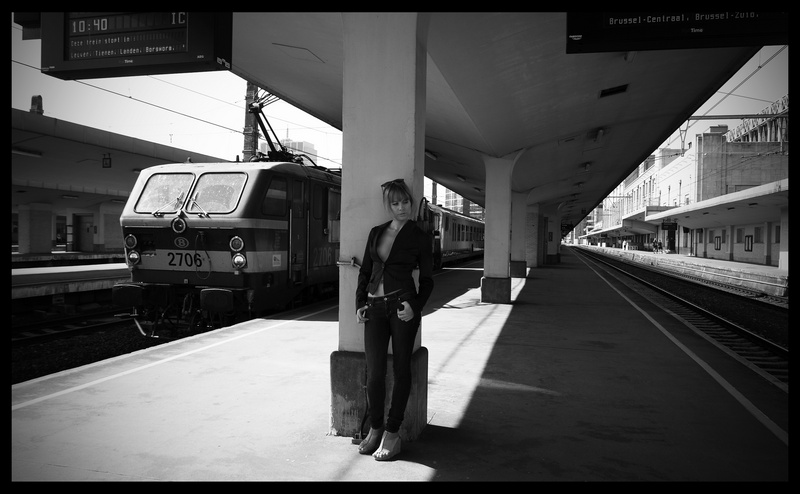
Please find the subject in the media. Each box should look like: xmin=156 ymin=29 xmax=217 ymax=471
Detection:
xmin=112 ymin=159 xmax=483 ymax=337
xmin=426 ymin=201 xmax=485 ymax=269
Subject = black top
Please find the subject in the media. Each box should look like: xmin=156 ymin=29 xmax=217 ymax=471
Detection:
xmin=355 ymin=220 xmax=434 ymax=316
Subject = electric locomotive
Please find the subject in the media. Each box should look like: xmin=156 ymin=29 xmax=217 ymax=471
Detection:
xmin=113 ymin=159 xmax=342 ymax=337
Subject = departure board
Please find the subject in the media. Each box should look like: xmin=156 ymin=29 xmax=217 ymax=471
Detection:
xmin=66 ymin=13 xmax=190 ymax=61
xmin=566 ymin=12 xmax=788 ymax=54
xmin=41 ymin=12 xmax=232 ymax=80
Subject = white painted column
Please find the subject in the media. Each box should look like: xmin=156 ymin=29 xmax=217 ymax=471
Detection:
xmin=525 ymin=202 xmax=541 ymax=269
xmin=547 ymin=208 xmax=562 ymax=262
xmin=509 ymin=191 xmax=527 ymax=278
xmin=332 ymin=12 xmax=429 ymax=440
xmin=337 ymin=13 xmax=428 ymax=351
xmin=480 ymin=154 xmax=518 ymax=303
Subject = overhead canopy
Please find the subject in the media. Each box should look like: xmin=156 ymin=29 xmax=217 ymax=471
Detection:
xmin=14 ymin=12 xmax=788 ymax=229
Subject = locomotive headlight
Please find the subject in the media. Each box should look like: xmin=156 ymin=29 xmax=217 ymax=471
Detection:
xmin=124 ymin=234 xmax=138 ymax=249
xmin=229 ymin=236 xmax=244 ymax=252
xmin=231 ymin=253 xmax=247 ymax=269
xmin=127 ymin=250 xmax=141 ymax=265
xmin=171 ymin=217 xmax=187 ymax=234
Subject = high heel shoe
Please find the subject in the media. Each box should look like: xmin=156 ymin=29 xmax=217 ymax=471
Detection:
xmin=358 ymin=427 xmax=384 ymax=455
xmin=373 ymin=431 xmax=401 ymax=461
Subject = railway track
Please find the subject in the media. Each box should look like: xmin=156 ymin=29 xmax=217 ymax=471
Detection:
xmin=11 ymin=289 xmax=333 ymax=385
xmin=572 ymin=247 xmax=788 ymax=390
xmin=12 ymin=254 xmax=787 ymax=389
xmin=11 ymin=308 xmax=128 ymax=343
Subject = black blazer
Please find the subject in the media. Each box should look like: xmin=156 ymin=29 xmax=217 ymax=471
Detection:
xmin=356 ymin=220 xmax=434 ymax=316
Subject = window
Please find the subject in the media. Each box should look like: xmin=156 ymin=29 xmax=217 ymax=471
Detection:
xmin=775 ymin=225 xmax=781 ymax=243
xmin=262 ymin=176 xmax=288 ymax=216
xmin=707 ymin=229 xmax=714 ymax=244
xmin=187 ymin=173 xmax=246 ymax=213
xmin=135 ymin=173 xmax=194 ymax=213
xmin=754 ymin=226 xmax=762 ymax=243
xmin=714 ymin=236 xmax=721 ymax=250
xmin=744 ymin=235 xmax=754 ymax=252
xmin=736 ymin=228 xmax=744 ymax=243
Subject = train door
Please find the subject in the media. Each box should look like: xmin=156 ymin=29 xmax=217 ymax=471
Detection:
xmin=666 ymin=230 xmax=676 ymax=253
xmin=76 ymin=214 xmax=94 ymax=252
xmin=308 ymin=182 xmax=339 ymax=283
xmin=290 ymin=178 xmax=306 ymax=285
xmin=309 ymin=183 xmax=326 ymax=270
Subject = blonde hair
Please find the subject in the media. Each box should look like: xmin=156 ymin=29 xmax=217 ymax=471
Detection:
xmin=381 ymin=179 xmax=414 ymax=212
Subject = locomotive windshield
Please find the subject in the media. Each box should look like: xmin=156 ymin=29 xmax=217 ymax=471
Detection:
xmin=134 ymin=172 xmax=247 ymax=215
xmin=186 ymin=173 xmax=247 ymax=214
xmin=135 ymin=173 xmax=194 ymax=214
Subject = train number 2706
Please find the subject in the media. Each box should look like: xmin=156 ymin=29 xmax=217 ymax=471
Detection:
xmin=168 ymin=251 xmax=204 ymax=267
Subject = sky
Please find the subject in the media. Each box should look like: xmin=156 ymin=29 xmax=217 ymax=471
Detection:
xmin=10 ymin=18 xmax=344 ymax=168
xmin=11 ymin=16 xmax=788 ymax=176
xmin=658 ymin=44 xmax=788 ymax=150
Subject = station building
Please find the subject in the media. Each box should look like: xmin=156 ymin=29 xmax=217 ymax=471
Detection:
xmin=11 ymin=105 xmax=226 ymax=260
xmin=575 ymin=95 xmax=788 ymax=271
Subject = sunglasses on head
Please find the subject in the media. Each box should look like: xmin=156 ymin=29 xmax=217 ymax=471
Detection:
xmin=381 ymin=178 xmax=405 ymax=189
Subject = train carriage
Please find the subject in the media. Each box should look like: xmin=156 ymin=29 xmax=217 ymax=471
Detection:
xmin=427 ymin=203 xmax=484 ymax=269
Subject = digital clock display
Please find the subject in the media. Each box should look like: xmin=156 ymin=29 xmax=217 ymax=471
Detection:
xmin=67 ymin=12 xmax=189 ymax=61
xmin=40 ymin=12 xmax=232 ymax=80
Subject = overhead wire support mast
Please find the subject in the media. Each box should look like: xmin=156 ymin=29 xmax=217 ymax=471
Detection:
xmin=246 ymin=97 xmax=322 ymax=168
xmin=248 ymin=100 xmax=303 ymax=164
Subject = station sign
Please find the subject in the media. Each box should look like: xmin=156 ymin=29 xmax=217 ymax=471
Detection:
xmin=661 ymin=221 xmax=678 ymax=231
xmin=566 ymin=12 xmax=788 ymax=54
xmin=40 ymin=12 xmax=232 ymax=80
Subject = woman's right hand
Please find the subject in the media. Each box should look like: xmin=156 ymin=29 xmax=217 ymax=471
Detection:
xmin=356 ymin=306 xmax=369 ymax=324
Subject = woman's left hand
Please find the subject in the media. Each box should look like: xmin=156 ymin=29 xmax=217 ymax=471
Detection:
xmin=397 ymin=301 xmax=414 ymax=322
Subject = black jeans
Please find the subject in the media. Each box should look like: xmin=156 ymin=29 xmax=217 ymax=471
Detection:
xmin=363 ymin=293 xmax=420 ymax=433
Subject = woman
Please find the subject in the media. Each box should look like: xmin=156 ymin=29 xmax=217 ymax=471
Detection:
xmin=355 ymin=178 xmax=434 ymax=461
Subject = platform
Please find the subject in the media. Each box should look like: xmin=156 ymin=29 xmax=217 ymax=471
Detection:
xmin=11 ymin=248 xmax=788 ymax=481
xmin=11 ymin=263 xmax=130 ymax=300
xmin=581 ymin=245 xmax=788 ymax=297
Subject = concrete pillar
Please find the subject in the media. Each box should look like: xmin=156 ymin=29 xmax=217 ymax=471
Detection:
xmin=525 ymin=202 xmax=541 ymax=269
xmin=480 ymin=153 xmax=520 ymax=303
xmin=699 ymin=227 xmax=707 ymax=258
xmin=331 ymin=13 xmax=430 ymax=441
xmin=544 ymin=208 xmax=561 ymax=263
xmin=509 ymin=191 xmax=527 ymax=278
xmin=17 ymin=203 xmax=53 ymax=254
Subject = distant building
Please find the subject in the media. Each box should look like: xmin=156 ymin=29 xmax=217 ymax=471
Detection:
xmin=578 ymin=95 xmax=788 ymax=268
xmin=425 ymin=180 xmax=485 ymax=220
xmin=443 ymin=188 xmax=485 ymax=220
xmin=260 ymin=139 xmax=318 ymax=166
